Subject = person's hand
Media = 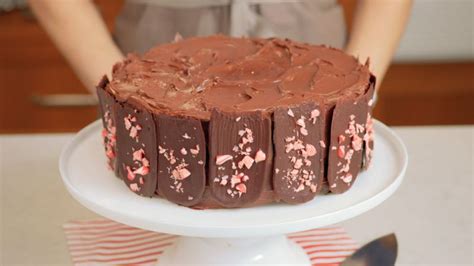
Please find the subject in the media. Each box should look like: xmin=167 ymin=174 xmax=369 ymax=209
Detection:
xmin=345 ymin=0 xmax=412 ymax=91
xmin=29 ymin=0 xmax=123 ymax=93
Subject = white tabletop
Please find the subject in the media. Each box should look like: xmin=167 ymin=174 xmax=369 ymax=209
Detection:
xmin=1 ymin=125 xmax=472 ymax=265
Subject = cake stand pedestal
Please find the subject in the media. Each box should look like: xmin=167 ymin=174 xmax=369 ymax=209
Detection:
xmin=59 ymin=120 xmax=407 ymax=265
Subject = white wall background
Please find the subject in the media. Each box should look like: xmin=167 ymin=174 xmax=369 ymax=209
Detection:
xmin=394 ymin=0 xmax=473 ymax=62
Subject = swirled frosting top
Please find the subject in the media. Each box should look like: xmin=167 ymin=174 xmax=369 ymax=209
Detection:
xmin=108 ymin=35 xmax=371 ymax=120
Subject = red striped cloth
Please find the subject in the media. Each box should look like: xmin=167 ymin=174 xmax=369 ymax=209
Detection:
xmin=63 ymin=219 xmax=357 ymax=266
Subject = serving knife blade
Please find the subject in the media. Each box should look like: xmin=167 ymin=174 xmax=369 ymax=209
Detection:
xmin=340 ymin=233 xmax=398 ymax=266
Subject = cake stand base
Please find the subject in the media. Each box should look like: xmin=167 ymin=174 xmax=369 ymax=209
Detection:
xmin=60 ymin=119 xmax=407 ymax=266
xmin=158 ymin=235 xmax=310 ymax=265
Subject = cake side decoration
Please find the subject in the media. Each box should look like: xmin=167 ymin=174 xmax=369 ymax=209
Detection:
xmin=273 ymin=102 xmax=325 ymax=203
xmin=209 ymin=109 xmax=272 ymax=208
xmin=327 ymin=82 xmax=375 ymax=193
xmin=156 ymin=114 xmax=206 ymax=206
xmin=115 ymin=101 xmax=158 ymax=197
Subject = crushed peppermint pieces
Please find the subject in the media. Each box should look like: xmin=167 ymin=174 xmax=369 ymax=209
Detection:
xmin=342 ymin=173 xmax=353 ymax=183
xmin=236 ymin=183 xmax=247 ymax=194
xmin=240 ymin=155 xmax=254 ymax=169
xmin=124 ymin=145 xmax=150 ymax=192
xmin=287 ymin=109 xmax=295 ymax=117
xmin=214 ymin=125 xmax=264 ymax=198
xmin=333 ymin=113 xmax=367 ymax=187
xmin=129 ymin=183 xmax=140 ymax=192
xmin=363 ymin=113 xmax=374 ymax=167
xmin=337 ymin=146 xmax=345 ymax=158
xmin=216 ymin=154 xmax=233 ymax=165
xmin=132 ymin=149 xmax=144 ymax=161
xmin=254 ymin=149 xmax=266 ymax=163
xmin=310 ymin=109 xmax=320 ymax=124
xmin=101 ymin=109 xmax=117 ymax=169
xmin=319 ymin=140 xmax=326 ymax=148
xmin=278 ymin=111 xmax=321 ymax=194
xmin=124 ymin=114 xmax=141 ymax=142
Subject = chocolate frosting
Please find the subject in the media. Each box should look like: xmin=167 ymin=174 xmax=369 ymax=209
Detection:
xmin=107 ymin=35 xmax=371 ymax=120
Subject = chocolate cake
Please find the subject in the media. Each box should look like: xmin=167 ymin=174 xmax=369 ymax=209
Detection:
xmin=97 ymin=35 xmax=375 ymax=208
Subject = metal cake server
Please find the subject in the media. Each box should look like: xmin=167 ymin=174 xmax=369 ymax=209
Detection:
xmin=340 ymin=233 xmax=398 ymax=266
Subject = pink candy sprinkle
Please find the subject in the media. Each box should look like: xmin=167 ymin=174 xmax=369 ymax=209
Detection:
xmin=295 ymin=184 xmax=305 ymax=192
xmin=305 ymin=144 xmax=317 ymax=157
xmin=172 ymin=168 xmax=190 ymax=180
xmin=180 ymin=148 xmax=188 ymax=155
xmin=300 ymin=128 xmax=308 ymax=136
xmin=319 ymin=140 xmax=326 ymax=148
xmin=294 ymin=159 xmax=303 ymax=169
xmin=342 ymin=173 xmax=353 ymax=183
xmin=241 ymin=155 xmax=254 ymax=169
xmin=338 ymin=134 xmax=346 ymax=143
xmin=311 ymin=109 xmax=320 ymax=118
xmin=126 ymin=166 xmax=135 ymax=181
xmin=124 ymin=117 xmax=132 ymax=130
xmin=190 ymin=145 xmax=200 ymax=155
xmin=254 ymin=149 xmax=266 ymax=163
xmin=132 ymin=149 xmax=144 ymax=161
xmin=129 ymin=127 xmax=138 ymax=138
xmin=133 ymin=166 xmax=149 ymax=176
xmin=236 ymin=183 xmax=247 ymax=194
xmin=130 ymin=183 xmax=139 ymax=192
xmin=177 ymin=168 xmax=191 ymax=180
xmin=158 ymin=146 xmax=166 ymax=154
xmin=216 ymin=154 xmax=233 ymax=165
xmin=352 ymin=135 xmax=363 ymax=151
xmin=287 ymin=109 xmax=294 ymax=117
xmin=285 ymin=143 xmax=294 ymax=153
xmin=231 ymin=176 xmax=242 ymax=187
xmin=337 ymin=146 xmax=345 ymax=158
xmin=296 ymin=118 xmax=306 ymax=128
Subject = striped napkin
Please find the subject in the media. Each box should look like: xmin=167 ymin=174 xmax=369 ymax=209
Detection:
xmin=63 ymin=219 xmax=358 ymax=266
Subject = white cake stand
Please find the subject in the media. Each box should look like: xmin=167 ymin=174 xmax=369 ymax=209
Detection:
xmin=59 ymin=119 xmax=407 ymax=265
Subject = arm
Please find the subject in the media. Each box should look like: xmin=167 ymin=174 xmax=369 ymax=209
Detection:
xmin=345 ymin=0 xmax=412 ymax=90
xmin=29 ymin=0 xmax=123 ymax=92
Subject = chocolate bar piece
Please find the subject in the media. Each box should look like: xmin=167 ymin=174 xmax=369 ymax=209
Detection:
xmin=115 ymin=100 xmax=158 ymax=197
xmin=209 ymin=109 xmax=272 ymax=208
xmin=155 ymin=114 xmax=206 ymax=206
xmin=96 ymin=76 xmax=120 ymax=177
xmin=327 ymin=83 xmax=374 ymax=193
xmin=273 ymin=102 xmax=324 ymax=203
xmin=362 ymin=76 xmax=376 ymax=170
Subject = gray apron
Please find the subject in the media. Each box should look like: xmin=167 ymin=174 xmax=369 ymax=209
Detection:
xmin=114 ymin=0 xmax=346 ymax=54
